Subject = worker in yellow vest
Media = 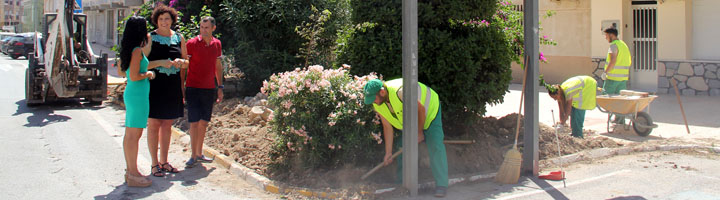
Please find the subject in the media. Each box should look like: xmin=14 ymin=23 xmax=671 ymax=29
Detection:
xmin=602 ymin=27 xmax=632 ymax=124
xmin=545 ymin=76 xmax=597 ymax=138
xmin=363 ymin=78 xmax=448 ymax=197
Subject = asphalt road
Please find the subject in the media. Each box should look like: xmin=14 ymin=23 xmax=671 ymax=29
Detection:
xmin=0 ymin=56 xmax=278 ymax=199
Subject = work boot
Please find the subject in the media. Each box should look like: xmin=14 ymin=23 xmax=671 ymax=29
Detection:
xmin=434 ymin=186 xmax=447 ymax=198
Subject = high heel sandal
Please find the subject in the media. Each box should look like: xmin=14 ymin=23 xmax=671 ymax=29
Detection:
xmin=125 ymin=173 xmax=152 ymax=187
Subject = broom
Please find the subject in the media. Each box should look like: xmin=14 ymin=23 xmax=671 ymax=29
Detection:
xmin=495 ymin=56 xmax=529 ymax=184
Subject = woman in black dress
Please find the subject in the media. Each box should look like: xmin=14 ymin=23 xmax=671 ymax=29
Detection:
xmin=145 ymin=4 xmax=187 ymax=177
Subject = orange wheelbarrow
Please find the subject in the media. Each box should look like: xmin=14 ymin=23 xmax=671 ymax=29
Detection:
xmin=596 ymin=93 xmax=658 ymax=136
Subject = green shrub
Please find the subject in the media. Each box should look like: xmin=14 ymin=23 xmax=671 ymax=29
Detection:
xmin=218 ymin=0 xmax=351 ymax=96
xmin=262 ymin=65 xmax=382 ymax=168
xmin=337 ymin=0 xmax=514 ymax=121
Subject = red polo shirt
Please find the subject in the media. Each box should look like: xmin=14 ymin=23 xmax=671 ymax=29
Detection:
xmin=186 ymin=35 xmax=222 ymax=89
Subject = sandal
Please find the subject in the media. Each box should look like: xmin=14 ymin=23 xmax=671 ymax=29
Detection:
xmin=150 ymin=164 xmax=164 ymax=177
xmin=125 ymin=173 xmax=152 ymax=187
xmin=160 ymin=163 xmax=180 ymax=173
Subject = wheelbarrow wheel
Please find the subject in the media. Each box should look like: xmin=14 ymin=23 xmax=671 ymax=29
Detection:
xmin=632 ymin=112 xmax=653 ymax=136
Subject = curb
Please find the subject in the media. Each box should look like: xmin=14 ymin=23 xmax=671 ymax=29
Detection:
xmin=170 ymin=128 xmax=360 ymax=199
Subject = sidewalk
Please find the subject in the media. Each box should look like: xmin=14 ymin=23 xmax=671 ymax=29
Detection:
xmin=89 ymin=43 xmax=124 ymax=85
xmin=382 ymin=84 xmax=720 ymax=199
xmin=484 ymin=84 xmax=720 ymax=140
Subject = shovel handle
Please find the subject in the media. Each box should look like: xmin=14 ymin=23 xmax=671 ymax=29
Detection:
xmin=362 ymin=150 xmax=402 ymax=180
xmin=360 ymin=140 xmax=475 ymax=180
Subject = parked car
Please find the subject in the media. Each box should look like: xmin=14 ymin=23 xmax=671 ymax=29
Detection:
xmin=0 ymin=36 xmax=14 ymax=55
xmin=6 ymin=34 xmax=36 ymax=59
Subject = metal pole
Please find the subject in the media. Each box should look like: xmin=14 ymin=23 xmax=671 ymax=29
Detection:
xmin=402 ymin=0 xmax=419 ymax=197
xmin=522 ymin=0 xmax=539 ymax=177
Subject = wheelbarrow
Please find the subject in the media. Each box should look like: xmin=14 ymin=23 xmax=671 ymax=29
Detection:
xmin=596 ymin=93 xmax=658 ymax=136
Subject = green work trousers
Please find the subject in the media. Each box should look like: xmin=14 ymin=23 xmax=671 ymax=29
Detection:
xmin=603 ymin=79 xmax=627 ymax=123
xmin=394 ymin=106 xmax=449 ymax=187
xmin=571 ymin=107 xmax=586 ymax=138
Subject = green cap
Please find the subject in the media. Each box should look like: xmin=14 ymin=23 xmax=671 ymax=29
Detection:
xmin=363 ymin=79 xmax=384 ymax=105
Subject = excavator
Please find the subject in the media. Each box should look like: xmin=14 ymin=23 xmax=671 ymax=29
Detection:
xmin=25 ymin=0 xmax=108 ymax=106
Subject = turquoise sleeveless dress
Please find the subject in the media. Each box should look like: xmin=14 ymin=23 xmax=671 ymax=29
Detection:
xmin=124 ymin=47 xmax=151 ymax=128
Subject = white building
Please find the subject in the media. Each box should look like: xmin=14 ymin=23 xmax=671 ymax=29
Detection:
xmin=82 ymin=0 xmax=145 ymax=46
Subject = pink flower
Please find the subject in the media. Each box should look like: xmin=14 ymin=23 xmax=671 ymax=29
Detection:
xmin=539 ymin=52 xmax=548 ymax=63
xmin=329 ymin=144 xmax=336 ymax=150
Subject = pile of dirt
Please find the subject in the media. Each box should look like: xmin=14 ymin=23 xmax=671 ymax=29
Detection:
xmin=175 ymin=95 xmax=622 ymax=190
xmin=108 ymin=85 xmax=624 ymax=190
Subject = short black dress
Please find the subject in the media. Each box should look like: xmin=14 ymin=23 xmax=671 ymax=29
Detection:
xmin=147 ymin=31 xmax=184 ymax=119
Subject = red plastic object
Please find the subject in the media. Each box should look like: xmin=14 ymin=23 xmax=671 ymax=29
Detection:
xmin=539 ymin=171 xmax=565 ymax=181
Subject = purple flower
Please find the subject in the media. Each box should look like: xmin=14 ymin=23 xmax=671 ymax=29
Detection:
xmin=539 ymin=52 xmax=548 ymax=63
xmin=169 ymin=0 xmax=178 ymax=8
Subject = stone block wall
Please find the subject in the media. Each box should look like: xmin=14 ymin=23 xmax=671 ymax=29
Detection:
xmin=591 ymin=58 xmax=720 ymax=96
xmin=657 ymin=61 xmax=720 ymax=96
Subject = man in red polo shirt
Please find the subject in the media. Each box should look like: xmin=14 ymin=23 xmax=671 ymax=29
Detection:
xmin=183 ymin=16 xmax=223 ymax=167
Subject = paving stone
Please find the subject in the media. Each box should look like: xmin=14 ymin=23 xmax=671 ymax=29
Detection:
xmin=694 ymin=64 xmax=705 ymax=76
xmin=666 ymin=69 xmax=676 ymax=77
xmin=705 ymin=71 xmax=717 ymax=79
xmin=709 ymin=79 xmax=720 ymax=88
xmin=658 ymin=77 xmax=669 ymax=88
xmin=678 ymin=63 xmax=693 ymax=75
xmin=658 ymin=62 xmax=666 ymax=76
xmin=682 ymin=89 xmax=695 ymax=96
xmin=711 ymin=89 xmax=720 ymax=96
xmin=687 ymin=77 xmax=709 ymax=91
xmin=673 ymin=74 xmax=688 ymax=82
xmin=678 ymin=82 xmax=687 ymax=89
xmin=707 ymin=63 xmax=718 ymax=72
xmin=697 ymin=91 xmax=709 ymax=96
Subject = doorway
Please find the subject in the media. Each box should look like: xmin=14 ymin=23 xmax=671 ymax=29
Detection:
xmin=630 ymin=1 xmax=658 ymax=92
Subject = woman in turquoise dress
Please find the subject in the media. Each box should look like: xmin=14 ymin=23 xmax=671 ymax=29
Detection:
xmin=119 ymin=16 xmax=174 ymax=187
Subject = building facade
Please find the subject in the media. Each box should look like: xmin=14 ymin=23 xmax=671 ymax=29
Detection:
xmin=2 ymin=0 xmax=24 ymax=32
xmin=83 ymin=0 xmax=145 ymax=46
xmin=21 ymin=0 xmax=43 ymax=33
xmin=510 ymin=0 xmax=720 ymax=96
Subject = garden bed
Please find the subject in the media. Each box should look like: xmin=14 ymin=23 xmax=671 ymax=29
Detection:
xmin=171 ymin=95 xmax=622 ymax=190
xmin=110 ymin=84 xmax=623 ymax=190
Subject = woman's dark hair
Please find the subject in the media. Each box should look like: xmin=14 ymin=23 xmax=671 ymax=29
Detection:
xmin=151 ymin=3 xmax=178 ymax=27
xmin=120 ymin=16 xmax=148 ymax=72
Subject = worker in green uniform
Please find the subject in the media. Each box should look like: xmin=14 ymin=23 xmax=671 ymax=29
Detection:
xmin=602 ymin=27 xmax=632 ymax=124
xmin=363 ymin=78 xmax=448 ymax=198
xmin=545 ymin=75 xmax=598 ymax=138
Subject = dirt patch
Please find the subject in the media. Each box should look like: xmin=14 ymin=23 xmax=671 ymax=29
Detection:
xmin=108 ymin=89 xmax=623 ymax=191
xmin=174 ymin=97 xmax=621 ymax=190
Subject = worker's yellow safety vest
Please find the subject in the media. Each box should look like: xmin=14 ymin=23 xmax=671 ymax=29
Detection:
xmin=605 ymin=39 xmax=632 ymax=81
xmin=372 ymin=79 xmax=440 ymax=130
xmin=561 ymin=76 xmax=597 ymax=110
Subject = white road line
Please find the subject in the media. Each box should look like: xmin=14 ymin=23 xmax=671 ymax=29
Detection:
xmin=495 ymin=169 xmax=631 ymax=200
xmin=87 ymin=110 xmax=189 ymax=200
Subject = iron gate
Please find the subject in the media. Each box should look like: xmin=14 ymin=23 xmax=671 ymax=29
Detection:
xmin=631 ymin=1 xmax=658 ymax=92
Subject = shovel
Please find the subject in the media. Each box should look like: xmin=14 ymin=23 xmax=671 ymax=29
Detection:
xmin=539 ymin=110 xmax=566 ymax=187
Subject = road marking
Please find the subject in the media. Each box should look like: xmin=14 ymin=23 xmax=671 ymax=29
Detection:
xmin=495 ymin=169 xmax=631 ymax=200
xmin=87 ymin=110 xmax=189 ymax=200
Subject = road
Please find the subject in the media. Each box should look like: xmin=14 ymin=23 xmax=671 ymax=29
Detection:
xmin=0 ymin=56 xmax=279 ymax=199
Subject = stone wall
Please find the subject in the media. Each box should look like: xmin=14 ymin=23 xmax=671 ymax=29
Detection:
xmin=591 ymin=58 xmax=720 ymax=96
xmin=657 ymin=60 xmax=720 ymax=96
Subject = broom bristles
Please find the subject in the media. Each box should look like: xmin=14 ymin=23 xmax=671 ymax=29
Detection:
xmin=495 ymin=147 xmax=522 ymax=184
